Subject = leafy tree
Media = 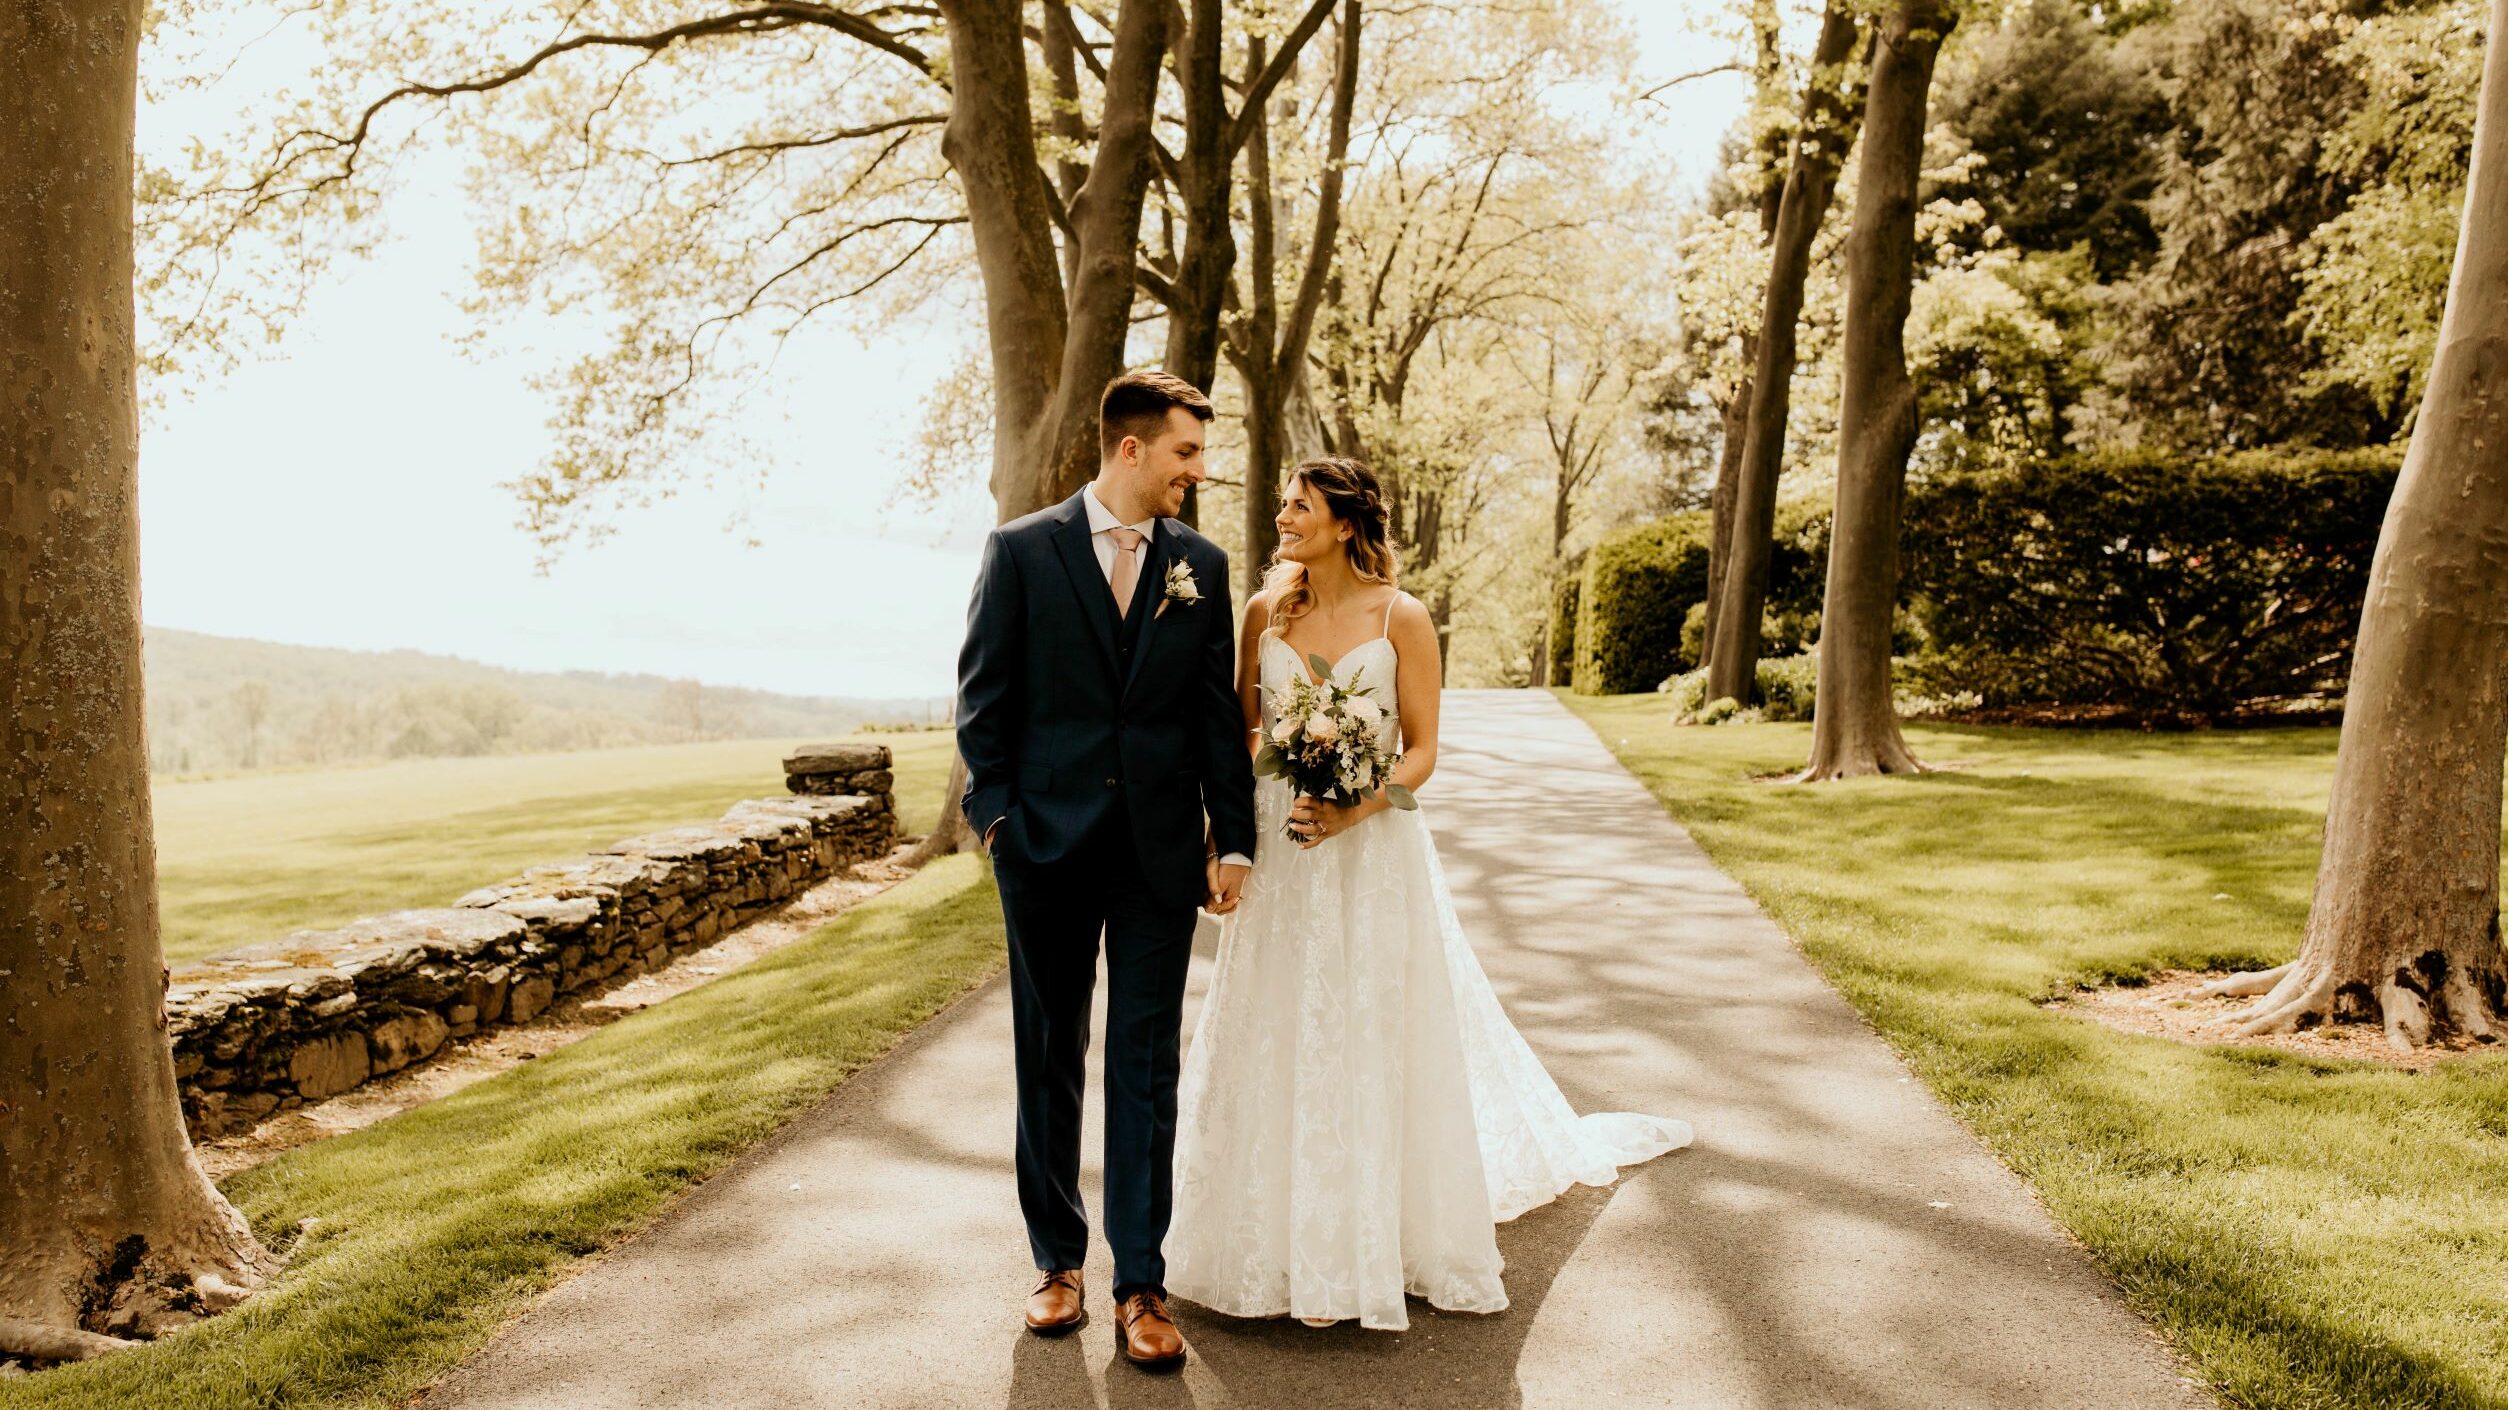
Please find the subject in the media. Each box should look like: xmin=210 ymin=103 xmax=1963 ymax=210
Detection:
xmin=2290 ymin=0 xmax=2485 ymax=426
xmin=1706 ymin=0 xmax=1865 ymax=705
xmin=1929 ymin=0 xmax=2166 ymax=279
xmin=1798 ymin=0 xmax=1960 ymax=780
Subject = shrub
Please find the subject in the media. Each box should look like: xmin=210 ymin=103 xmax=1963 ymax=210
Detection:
xmin=1577 ymin=501 xmax=1830 ymax=698
xmin=1901 ymin=448 xmax=2400 ymax=714
xmin=1575 ymin=514 xmax=1710 ymax=694
xmin=1663 ymin=653 xmax=1818 ymax=724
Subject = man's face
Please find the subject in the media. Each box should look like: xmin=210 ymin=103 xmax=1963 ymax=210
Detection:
xmin=1114 ymin=408 xmax=1209 ymax=518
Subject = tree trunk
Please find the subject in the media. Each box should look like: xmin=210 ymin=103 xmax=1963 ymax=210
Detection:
xmin=938 ymin=0 xmax=1170 ymax=522
xmin=1228 ymin=1 xmax=1359 ymax=598
xmin=1162 ymin=0 xmax=1234 ymax=396
xmin=1707 ymin=1 xmax=1863 ymax=706
xmin=1701 ymin=384 xmax=1750 ymax=676
xmin=1699 ymin=0 xmax=1796 ymax=680
xmin=1795 ymin=0 xmax=1950 ymax=781
xmin=2200 ymin=0 xmax=2508 ymax=1048
xmin=1 ymin=0 xmax=273 ymax=1357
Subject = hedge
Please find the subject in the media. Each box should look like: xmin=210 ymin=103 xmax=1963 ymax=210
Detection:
xmin=1563 ymin=503 xmax=1827 ymax=696
xmin=1900 ymin=448 xmax=2401 ymax=714
xmin=1573 ymin=514 xmax=1709 ymax=694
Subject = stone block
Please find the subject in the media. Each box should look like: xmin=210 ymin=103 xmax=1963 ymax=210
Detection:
xmin=288 ymin=1031 xmax=372 ymax=1100
xmin=782 ymin=741 xmax=890 ymax=776
xmin=508 ymin=974 xmax=557 ymax=1024
xmin=367 ymin=1011 xmax=450 ymax=1075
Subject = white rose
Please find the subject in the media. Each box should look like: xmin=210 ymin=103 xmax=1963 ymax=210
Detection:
xmin=1344 ymin=695 xmax=1382 ymax=725
xmin=1271 ymin=718 xmax=1299 ymax=744
xmin=1306 ymin=713 xmax=1340 ymax=744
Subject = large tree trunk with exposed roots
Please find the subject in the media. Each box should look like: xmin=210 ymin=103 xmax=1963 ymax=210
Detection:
xmin=2200 ymin=1 xmax=2508 ymax=1049
xmin=1 ymin=0 xmax=274 ymax=1359
xmin=1795 ymin=0 xmax=1951 ymax=782
xmin=1707 ymin=2 xmax=1863 ymax=707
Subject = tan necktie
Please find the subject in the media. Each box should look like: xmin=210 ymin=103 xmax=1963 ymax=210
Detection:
xmin=1107 ymin=526 xmax=1145 ymax=618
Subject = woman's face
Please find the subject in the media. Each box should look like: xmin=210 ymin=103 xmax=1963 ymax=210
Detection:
xmin=1274 ymin=474 xmax=1350 ymax=566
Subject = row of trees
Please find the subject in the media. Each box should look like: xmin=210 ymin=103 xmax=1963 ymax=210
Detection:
xmin=1670 ymin=0 xmax=2508 ymax=1048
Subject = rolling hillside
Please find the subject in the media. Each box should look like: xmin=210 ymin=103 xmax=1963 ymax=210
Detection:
xmin=144 ymin=627 xmax=948 ymax=775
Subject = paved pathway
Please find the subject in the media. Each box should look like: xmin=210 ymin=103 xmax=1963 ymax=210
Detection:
xmin=424 ymin=690 xmax=2211 ymax=1410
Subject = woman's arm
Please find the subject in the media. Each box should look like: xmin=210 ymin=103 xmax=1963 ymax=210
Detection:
xmin=1237 ymin=591 xmax=1272 ymax=759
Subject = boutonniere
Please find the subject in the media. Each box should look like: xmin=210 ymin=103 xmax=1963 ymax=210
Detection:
xmin=1163 ymin=560 xmax=1203 ymax=605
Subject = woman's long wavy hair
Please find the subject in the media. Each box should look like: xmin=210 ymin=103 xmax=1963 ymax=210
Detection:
xmin=1264 ymin=456 xmax=1399 ymax=622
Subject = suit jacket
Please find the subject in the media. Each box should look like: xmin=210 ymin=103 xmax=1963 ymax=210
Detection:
xmin=956 ymin=488 xmax=1258 ymax=909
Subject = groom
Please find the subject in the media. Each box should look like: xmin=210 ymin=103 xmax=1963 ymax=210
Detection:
xmin=955 ymin=369 xmax=1258 ymax=1369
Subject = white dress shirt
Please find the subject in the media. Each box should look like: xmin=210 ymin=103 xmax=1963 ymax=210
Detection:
xmin=1081 ymin=484 xmax=1252 ymax=872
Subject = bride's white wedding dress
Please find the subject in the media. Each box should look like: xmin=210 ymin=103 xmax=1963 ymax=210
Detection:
xmin=1166 ymin=609 xmax=1691 ymax=1331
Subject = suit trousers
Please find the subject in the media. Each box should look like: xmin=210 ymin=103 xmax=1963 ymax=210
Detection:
xmin=994 ymin=808 xmax=1199 ymax=1301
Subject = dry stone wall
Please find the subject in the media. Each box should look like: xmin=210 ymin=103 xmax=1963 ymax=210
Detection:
xmin=168 ymin=745 xmax=898 ymax=1137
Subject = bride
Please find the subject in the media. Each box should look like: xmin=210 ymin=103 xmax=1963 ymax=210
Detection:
xmin=1166 ymin=455 xmax=1691 ymax=1332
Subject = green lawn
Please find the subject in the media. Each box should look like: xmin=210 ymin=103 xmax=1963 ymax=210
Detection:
xmin=1561 ymin=693 xmax=2508 ymax=1410
xmin=152 ymin=733 xmax=956 ymax=967
xmin=0 ymin=854 xmax=1004 ymax=1410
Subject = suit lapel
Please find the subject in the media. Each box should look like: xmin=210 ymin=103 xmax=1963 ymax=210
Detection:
xmin=1049 ymin=495 xmax=1122 ymax=678
xmin=1122 ymin=523 xmax=1175 ymax=698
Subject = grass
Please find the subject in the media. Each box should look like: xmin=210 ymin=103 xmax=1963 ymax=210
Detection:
xmin=0 ymin=854 xmax=1005 ymax=1410
xmin=1559 ymin=693 xmax=2508 ymax=1410
xmin=152 ymin=732 xmax=957 ymax=967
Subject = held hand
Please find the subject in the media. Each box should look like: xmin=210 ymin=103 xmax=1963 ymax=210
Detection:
xmin=1289 ymin=796 xmax=1359 ymax=849
xmin=1205 ymin=860 xmax=1251 ymax=914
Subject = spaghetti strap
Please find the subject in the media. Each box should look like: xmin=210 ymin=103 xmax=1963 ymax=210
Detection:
xmin=1381 ymin=590 xmax=1399 ymax=639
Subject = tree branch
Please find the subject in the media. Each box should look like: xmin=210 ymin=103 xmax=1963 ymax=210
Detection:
xmin=1222 ymin=0 xmax=1341 ymax=158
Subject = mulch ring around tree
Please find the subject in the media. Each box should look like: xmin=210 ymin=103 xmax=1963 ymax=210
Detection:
xmin=2048 ymin=970 xmax=2501 ymax=1072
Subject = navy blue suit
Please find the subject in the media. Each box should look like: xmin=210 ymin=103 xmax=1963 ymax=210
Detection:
xmin=956 ymin=488 xmax=1257 ymax=1299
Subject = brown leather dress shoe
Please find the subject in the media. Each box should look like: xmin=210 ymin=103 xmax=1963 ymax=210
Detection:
xmin=1115 ymin=1292 xmax=1186 ymax=1370
xmin=1025 ymin=1269 xmax=1085 ymax=1335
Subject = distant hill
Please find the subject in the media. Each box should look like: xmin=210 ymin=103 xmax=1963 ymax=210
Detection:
xmin=143 ymin=627 xmax=947 ymax=776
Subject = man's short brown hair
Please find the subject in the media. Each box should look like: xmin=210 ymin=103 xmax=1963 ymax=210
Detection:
xmin=1100 ymin=369 xmax=1214 ymax=460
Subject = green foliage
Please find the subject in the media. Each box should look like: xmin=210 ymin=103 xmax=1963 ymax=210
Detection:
xmin=1901 ymin=450 xmax=2401 ymax=715
xmin=1932 ymin=0 xmax=2167 ymax=280
xmin=1574 ymin=514 xmax=1711 ymax=695
xmin=2291 ymin=0 xmax=2484 ymax=424
xmin=0 ymin=858 xmax=1005 ymax=1410
xmin=1663 ymin=652 xmax=1819 ymax=725
xmin=1565 ymin=696 xmax=2508 ymax=1410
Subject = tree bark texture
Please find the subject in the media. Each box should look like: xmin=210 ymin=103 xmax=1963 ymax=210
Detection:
xmin=1 ymin=0 xmax=272 ymax=1354
xmin=1699 ymin=0 xmax=1795 ymax=678
xmin=2204 ymin=0 xmax=2508 ymax=1048
xmin=1797 ymin=0 xmax=1952 ymax=781
xmin=1161 ymin=0 xmax=1235 ymax=395
xmin=1707 ymin=1 xmax=1864 ymax=706
xmin=937 ymin=0 xmax=1170 ymax=522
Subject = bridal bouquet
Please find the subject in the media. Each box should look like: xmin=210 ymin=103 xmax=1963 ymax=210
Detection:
xmin=1254 ymin=659 xmax=1417 ymax=838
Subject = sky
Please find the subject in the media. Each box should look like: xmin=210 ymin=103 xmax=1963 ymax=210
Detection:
xmin=133 ymin=3 xmax=1752 ymax=701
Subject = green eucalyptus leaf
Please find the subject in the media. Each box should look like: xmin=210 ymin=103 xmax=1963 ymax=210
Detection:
xmin=1308 ymin=652 xmax=1335 ymax=682
xmin=1385 ymin=784 xmax=1419 ymax=811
